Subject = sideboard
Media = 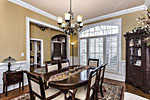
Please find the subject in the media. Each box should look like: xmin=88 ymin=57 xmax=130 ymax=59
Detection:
xmin=0 ymin=61 xmax=28 ymax=93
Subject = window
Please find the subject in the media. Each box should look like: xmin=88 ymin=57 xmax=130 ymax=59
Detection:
xmin=79 ymin=18 xmax=121 ymax=73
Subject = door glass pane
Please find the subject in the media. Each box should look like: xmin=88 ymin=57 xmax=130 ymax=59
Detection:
xmin=89 ymin=38 xmax=103 ymax=64
xmin=80 ymin=39 xmax=87 ymax=65
xmin=106 ymin=36 xmax=118 ymax=69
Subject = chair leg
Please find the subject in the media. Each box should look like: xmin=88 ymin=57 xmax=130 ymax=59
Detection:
xmin=3 ymin=83 xmax=5 ymax=93
xmin=64 ymin=90 xmax=68 ymax=100
xmin=22 ymin=82 xmax=24 ymax=90
xmin=6 ymin=85 xmax=7 ymax=96
xmin=71 ymin=89 xmax=77 ymax=100
xmin=19 ymin=82 xmax=21 ymax=88
xmin=100 ymin=85 xmax=104 ymax=97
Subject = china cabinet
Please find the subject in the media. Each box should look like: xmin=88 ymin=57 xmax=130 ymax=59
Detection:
xmin=51 ymin=34 xmax=67 ymax=60
xmin=124 ymin=29 xmax=150 ymax=94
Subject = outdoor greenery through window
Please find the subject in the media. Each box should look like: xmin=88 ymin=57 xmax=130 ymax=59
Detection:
xmin=79 ymin=18 xmax=121 ymax=73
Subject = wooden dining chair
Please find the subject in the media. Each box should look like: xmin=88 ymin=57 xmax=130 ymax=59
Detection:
xmin=45 ymin=60 xmax=60 ymax=73
xmin=88 ymin=58 xmax=99 ymax=67
xmin=59 ymin=59 xmax=70 ymax=69
xmin=97 ymin=64 xmax=107 ymax=97
xmin=70 ymin=66 xmax=101 ymax=100
xmin=25 ymin=71 xmax=65 ymax=100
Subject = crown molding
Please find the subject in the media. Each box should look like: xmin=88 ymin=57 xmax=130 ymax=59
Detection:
xmin=84 ymin=5 xmax=146 ymax=24
xmin=145 ymin=0 xmax=150 ymax=9
xmin=8 ymin=0 xmax=147 ymax=24
xmin=8 ymin=0 xmax=57 ymax=21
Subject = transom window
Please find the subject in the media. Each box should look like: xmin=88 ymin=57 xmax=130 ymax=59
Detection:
xmin=79 ymin=18 xmax=121 ymax=73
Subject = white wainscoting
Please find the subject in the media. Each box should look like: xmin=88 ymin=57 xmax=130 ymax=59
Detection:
xmin=70 ymin=57 xmax=126 ymax=82
xmin=104 ymin=60 xmax=126 ymax=82
xmin=0 ymin=61 xmax=28 ymax=93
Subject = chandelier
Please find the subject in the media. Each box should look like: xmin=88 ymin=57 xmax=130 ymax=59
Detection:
xmin=57 ymin=0 xmax=83 ymax=36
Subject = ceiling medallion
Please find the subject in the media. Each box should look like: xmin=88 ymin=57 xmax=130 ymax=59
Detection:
xmin=57 ymin=0 xmax=83 ymax=36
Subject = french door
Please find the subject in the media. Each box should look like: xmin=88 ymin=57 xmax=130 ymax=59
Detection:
xmin=79 ymin=34 xmax=119 ymax=73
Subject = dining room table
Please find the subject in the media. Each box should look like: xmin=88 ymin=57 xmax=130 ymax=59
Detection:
xmin=44 ymin=65 xmax=96 ymax=100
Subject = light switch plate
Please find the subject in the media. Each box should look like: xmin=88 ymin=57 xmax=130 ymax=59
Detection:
xmin=21 ymin=53 xmax=24 ymax=57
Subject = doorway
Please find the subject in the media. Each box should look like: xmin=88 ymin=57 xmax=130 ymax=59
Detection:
xmin=30 ymin=38 xmax=44 ymax=70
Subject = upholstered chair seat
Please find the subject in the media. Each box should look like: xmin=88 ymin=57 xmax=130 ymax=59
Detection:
xmin=35 ymin=87 xmax=64 ymax=100
xmin=26 ymin=71 xmax=65 ymax=100
xmin=68 ymin=66 xmax=100 ymax=100
xmin=75 ymin=85 xmax=94 ymax=100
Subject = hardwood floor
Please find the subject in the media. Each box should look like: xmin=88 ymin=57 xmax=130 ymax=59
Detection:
xmin=0 ymin=78 xmax=150 ymax=100
xmin=0 ymin=86 xmax=29 ymax=100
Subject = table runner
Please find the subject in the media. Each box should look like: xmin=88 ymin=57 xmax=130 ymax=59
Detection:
xmin=48 ymin=66 xmax=91 ymax=82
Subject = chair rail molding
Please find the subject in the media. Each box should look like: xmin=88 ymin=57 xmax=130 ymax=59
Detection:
xmin=0 ymin=61 xmax=28 ymax=93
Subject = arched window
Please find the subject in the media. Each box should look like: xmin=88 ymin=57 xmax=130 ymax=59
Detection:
xmin=79 ymin=18 xmax=121 ymax=73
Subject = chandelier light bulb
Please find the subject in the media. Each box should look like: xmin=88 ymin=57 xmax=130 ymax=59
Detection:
xmin=79 ymin=22 xmax=83 ymax=27
xmin=57 ymin=0 xmax=83 ymax=36
xmin=65 ymin=13 xmax=71 ymax=21
xmin=57 ymin=17 xmax=63 ymax=25
xmin=62 ymin=22 xmax=66 ymax=29
xmin=77 ymin=15 xmax=82 ymax=23
xmin=71 ymin=23 xmax=75 ymax=28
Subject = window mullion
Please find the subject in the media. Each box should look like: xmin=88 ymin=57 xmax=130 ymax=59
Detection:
xmin=103 ymin=37 xmax=106 ymax=64
xmin=87 ymin=38 xmax=89 ymax=64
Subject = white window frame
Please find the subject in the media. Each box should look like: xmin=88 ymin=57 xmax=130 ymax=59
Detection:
xmin=79 ymin=18 xmax=122 ymax=74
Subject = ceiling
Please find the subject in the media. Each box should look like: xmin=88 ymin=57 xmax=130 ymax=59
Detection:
xmin=22 ymin=0 xmax=145 ymax=21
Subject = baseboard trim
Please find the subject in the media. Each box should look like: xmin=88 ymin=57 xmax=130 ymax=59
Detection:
xmin=104 ymin=72 xmax=125 ymax=82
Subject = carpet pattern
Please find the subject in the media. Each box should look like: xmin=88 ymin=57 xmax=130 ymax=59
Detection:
xmin=10 ymin=83 xmax=123 ymax=100
xmin=99 ymin=83 xmax=123 ymax=100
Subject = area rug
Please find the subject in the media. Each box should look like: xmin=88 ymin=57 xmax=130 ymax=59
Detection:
xmin=10 ymin=83 xmax=123 ymax=100
xmin=98 ymin=83 xmax=123 ymax=100
xmin=124 ymin=92 xmax=148 ymax=100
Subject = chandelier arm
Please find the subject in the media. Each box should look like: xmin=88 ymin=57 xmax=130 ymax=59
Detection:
xmin=57 ymin=0 xmax=83 ymax=36
xmin=70 ymin=0 xmax=72 ymax=12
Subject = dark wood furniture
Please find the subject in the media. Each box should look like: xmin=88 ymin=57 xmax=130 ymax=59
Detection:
xmin=88 ymin=58 xmax=99 ymax=67
xmin=3 ymin=70 xmax=24 ymax=96
xmin=45 ymin=65 xmax=96 ymax=100
xmin=74 ymin=66 xmax=101 ymax=100
xmin=124 ymin=29 xmax=150 ymax=94
xmin=98 ymin=64 xmax=107 ymax=97
xmin=25 ymin=71 xmax=65 ymax=100
xmin=59 ymin=59 xmax=70 ymax=69
xmin=51 ymin=34 xmax=67 ymax=60
xmin=45 ymin=60 xmax=60 ymax=73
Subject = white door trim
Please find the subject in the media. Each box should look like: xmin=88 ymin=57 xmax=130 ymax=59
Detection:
xmin=30 ymin=38 xmax=44 ymax=67
xmin=26 ymin=17 xmax=66 ymax=71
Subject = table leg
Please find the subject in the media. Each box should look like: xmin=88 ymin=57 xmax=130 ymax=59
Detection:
xmin=70 ymin=89 xmax=77 ymax=100
xmin=3 ymin=82 xmax=5 ymax=93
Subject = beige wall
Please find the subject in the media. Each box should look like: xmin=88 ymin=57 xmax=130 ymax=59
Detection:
xmin=30 ymin=23 xmax=63 ymax=61
xmin=0 ymin=0 xmax=147 ymax=62
xmin=30 ymin=24 xmax=51 ymax=61
xmin=71 ymin=10 xmax=146 ymax=60
xmin=0 ymin=0 xmax=59 ymax=62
